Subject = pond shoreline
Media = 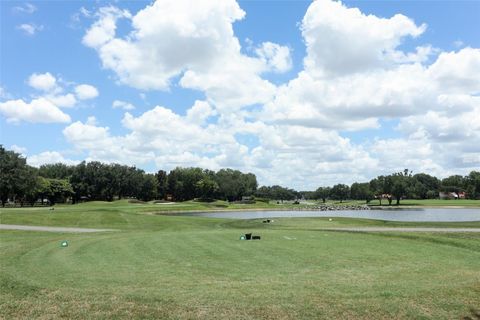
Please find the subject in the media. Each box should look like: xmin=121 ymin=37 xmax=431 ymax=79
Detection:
xmin=150 ymin=207 xmax=368 ymax=215
xmin=150 ymin=205 xmax=479 ymax=215
xmin=155 ymin=207 xmax=480 ymax=222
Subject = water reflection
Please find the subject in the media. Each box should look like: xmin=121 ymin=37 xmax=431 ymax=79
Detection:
xmin=172 ymin=208 xmax=480 ymax=222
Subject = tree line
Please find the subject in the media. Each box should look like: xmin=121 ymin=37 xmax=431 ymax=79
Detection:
xmin=307 ymin=169 xmax=480 ymax=205
xmin=0 ymin=146 xmax=257 ymax=206
xmin=1 ymin=146 xmax=479 ymax=206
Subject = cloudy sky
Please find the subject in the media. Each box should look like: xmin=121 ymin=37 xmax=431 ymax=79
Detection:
xmin=1 ymin=0 xmax=479 ymax=190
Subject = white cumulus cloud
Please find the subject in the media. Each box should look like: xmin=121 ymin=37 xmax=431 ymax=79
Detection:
xmin=29 ymin=0 xmax=479 ymax=188
xmin=255 ymin=42 xmax=292 ymax=73
xmin=428 ymin=47 xmax=480 ymax=94
xmin=83 ymin=0 xmax=286 ymax=110
xmin=112 ymin=100 xmax=135 ymax=110
xmin=302 ymin=0 xmax=426 ymax=77
xmin=186 ymin=100 xmax=216 ymax=125
xmin=28 ymin=72 xmax=57 ymax=91
xmin=44 ymin=93 xmax=77 ymax=108
xmin=1 ymin=73 xmax=99 ymax=124
xmin=27 ymin=151 xmax=79 ymax=167
xmin=75 ymin=84 xmax=99 ymax=100
xmin=0 ymin=98 xmax=71 ymax=124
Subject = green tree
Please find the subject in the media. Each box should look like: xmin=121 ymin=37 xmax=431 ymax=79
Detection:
xmin=196 ymin=178 xmax=219 ymax=200
xmin=313 ymin=187 xmax=331 ymax=203
xmin=441 ymin=175 xmax=465 ymax=193
xmin=465 ymin=171 xmax=480 ymax=199
xmin=155 ymin=170 xmax=168 ymax=200
xmin=241 ymin=173 xmax=258 ymax=198
xmin=412 ymin=173 xmax=440 ymax=199
xmin=255 ymin=186 xmax=272 ymax=199
xmin=299 ymin=191 xmax=315 ymax=200
xmin=215 ymin=169 xmax=239 ymax=201
xmin=167 ymin=167 xmax=205 ymax=201
xmin=215 ymin=169 xmax=257 ymax=201
xmin=0 ymin=146 xmax=31 ymax=206
xmin=70 ymin=161 xmax=89 ymax=203
xmin=138 ymin=174 xmax=158 ymax=201
xmin=45 ymin=179 xmax=74 ymax=205
xmin=36 ymin=176 xmax=51 ymax=205
xmin=426 ymin=190 xmax=437 ymax=199
xmin=369 ymin=176 xmax=388 ymax=205
xmin=388 ymin=169 xmax=413 ymax=205
xmin=23 ymin=167 xmax=41 ymax=206
xmin=330 ymin=184 xmax=350 ymax=203
xmin=123 ymin=166 xmax=144 ymax=199
xmin=350 ymin=182 xmax=373 ymax=203
xmin=269 ymin=185 xmax=296 ymax=202
xmin=38 ymin=163 xmax=74 ymax=179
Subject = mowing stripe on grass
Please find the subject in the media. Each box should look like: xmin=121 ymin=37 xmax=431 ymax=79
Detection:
xmin=323 ymin=227 xmax=480 ymax=232
xmin=0 ymin=224 xmax=117 ymax=233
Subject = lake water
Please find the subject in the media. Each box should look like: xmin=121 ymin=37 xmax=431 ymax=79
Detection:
xmin=173 ymin=208 xmax=480 ymax=222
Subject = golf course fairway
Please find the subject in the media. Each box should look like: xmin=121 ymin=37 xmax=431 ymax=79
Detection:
xmin=1 ymin=202 xmax=479 ymax=319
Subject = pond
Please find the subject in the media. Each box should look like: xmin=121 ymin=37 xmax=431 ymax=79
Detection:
xmin=172 ymin=208 xmax=480 ymax=222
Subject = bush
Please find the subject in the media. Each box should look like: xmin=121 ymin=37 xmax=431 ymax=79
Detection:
xmin=426 ymin=190 xmax=437 ymax=199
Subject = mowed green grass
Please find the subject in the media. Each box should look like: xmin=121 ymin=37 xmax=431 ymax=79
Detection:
xmin=1 ymin=202 xmax=480 ymax=319
xmin=369 ymin=199 xmax=480 ymax=207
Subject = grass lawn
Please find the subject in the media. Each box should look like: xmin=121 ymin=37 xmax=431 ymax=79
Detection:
xmin=1 ymin=202 xmax=480 ymax=319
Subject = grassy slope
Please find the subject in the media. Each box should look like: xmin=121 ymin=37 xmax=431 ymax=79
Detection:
xmin=2 ymin=200 xmax=480 ymax=229
xmin=1 ymin=202 xmax=480 ymax=319
xmin=145 ymin=198 xmax=480 ymax=208
xmin=2 ymin=198 xmax=480 ymax=215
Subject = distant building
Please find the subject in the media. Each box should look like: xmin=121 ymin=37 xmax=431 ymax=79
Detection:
xmin=439 ymin=192 xmax=465 ymax=200
xmin=375 ymin=194 xmax=392 ymax=200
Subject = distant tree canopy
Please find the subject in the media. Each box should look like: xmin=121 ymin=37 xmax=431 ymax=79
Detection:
xmin=350 ymin=182 xmax=374 ymax=203
xmin=0 ymin=146 xmax=258 ymax=206
xmin=255 ymin=185 xmax=297 ymax=202
xmin=312 ymin=187 xmax=331 ymax=203
xmin=162 ymin=167 xmax=258 ymax=202
xmin=1 ymin=145 xmax=479 ymax=207
xmin=196 ymin=177 xmax=219 ymax=201
xmin=155 ymin=170 xmax=168 ymax=200
xmin=215 ymin=169 xmax=258 ymax=201
xmin=329 ymin=184 xmax=350 ymax=203
xmin=0 ymin=146 xmax=30 ymax=206
xmin=68 ymin=161 xmax=151 ymax=202
xmin=312 ymin=169 xmax=480 ymax=205
xmin=38 ymin=163 xmax=74 ymax=180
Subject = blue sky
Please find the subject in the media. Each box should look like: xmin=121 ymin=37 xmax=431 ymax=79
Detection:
xmin=1 ymin=0 xmax=479 ymax=189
